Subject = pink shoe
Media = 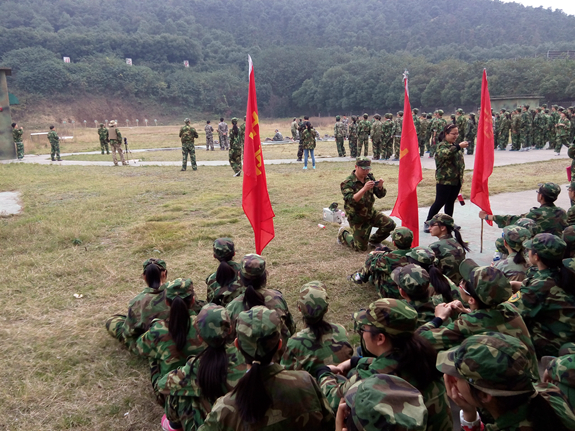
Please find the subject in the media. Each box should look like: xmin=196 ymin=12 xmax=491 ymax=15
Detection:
xmin=161 ymin=414 xmax=183 ymax=431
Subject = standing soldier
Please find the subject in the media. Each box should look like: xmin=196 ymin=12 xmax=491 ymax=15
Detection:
xmin=370 ymin=114 xmax=383 ymax=160
xmin=511 ymin=108 xmax=522 ymax=151
xmin=98 ymin=123 xmax=109 ymax=155
xmin=455 ymin=109 xmax=466 ymax=144
xmin=205 ymin=120 xmax=214 ymax=151
xmin=430 ymin=110 xmax=446 ymax=158
xmin=217 ymin=117 xmax=228 ymax=150
xmin=418 ymin=112 xmax=428 ymax=157
xmin=425 ymin=113 xmax=433 ymax=154
xmin=342 ymin=115 xmax=349 ymax=138
xmin=549 ymin=105 xmax=560 ymax=150
xmin=348 ymin=115 xmax=358 ymax=158
xmin=532 ymin=107 xmax=544 ymax=149
xmin=497 ymin=112 xmax=510 ymax=151
xmin=11 ymin=122 xmax=24 ymax=160
xmin=391 ymin=111 xmax=404 ymax=161
xmin=493 ymin=112 xmax=500 ymax=150
xmin=228 ymin=117 xmax=242 ymax=176
xmin=334 ymin=115 xmax=347 ymax=157
xmin=47 ymin=125 xmax=61 ymax=161
xmin=291 ymin=117 xmax=298 ymax=141
xmin=357 ymin=113 xmax=371 ymax=157
xmin=107 ymin=121 xmax=126 ymax=166
xmin=382 ymin=113 xmax=395 ymax=160
xmin=555 ymin=110 xmax=571 ymax=155
xmin=239 ymin=116 xmax=246 ymax=151
xmin=412 ymin=108 xmax=421 ymax=154
xmin=297 ymin=116 xmax=307 ymax=161
xmin=520 ymin=105 xmax=532 ymax=151
xmin=179 ymin=118 xmax=199 ymax=171
xmin=465 ymin=113 xmax=478 ymax=155
xmin=543 ymin=108 xmax=552 ymax=148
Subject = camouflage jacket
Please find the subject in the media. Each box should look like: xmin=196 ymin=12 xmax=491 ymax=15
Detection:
xmin=370 ymin=120 xmax=383 ymax=140
xmin=334 ymin=122 xmax=346 ymax=139
xmin=239 ymin=123 xmax=245 ymax=144
xmin=302 ymin=129 xmax=316 ymax=150
xmin=179 ymin=125 xmax=199 ymax=144
xmin=229 ymin=126 xmax=240 ymax=148
xmin=205 ymin=261 xmax=244 ymax=306
xmin=568 ymin=204 xmax=575 ymax=225
xmin=520 ymin=111 xmax=532 ymax=129
xmin=12 ymin=128 xmax=23 ymax=142
xmin=340 ymin=170 xmax=386 ymax=226
xmin=429 ymin=235 xmax=466 ymax=285
xmin=408 ymin=298 xmax=436 ymax=327
xmin=393 ymin=117 xmax=403 ymax=137
xmin=533 ymin=112 xmax=546 ymax=131
xmin=97 ymin=127 xmax=108 ymax=141
xmin=199 ymin=364 xmax=335 ymax=431
xmin=361 ymin=248 xmax=411 ymax=298
xmin=204 ymin=124 xmax=214 ymax=138
xmin=498 ymin=116 xmax=510 ymax=135
xmin=382 ymin=119 xmax=395 ymax=141
xmin=348 ymin=122 xmax=358 ymax=140
xmin=135 ymin=311 xmax=207 ymax=377
xmin=419 ymin=118 xmax=429 ymax=139
xmin=432 ymin=118 xmax=447 ymax=135
xmin=493 ymin=204 xmax=568 ymax=237
xmin=280 ymin=323 xmax=353 ymax=372
xmin=357 ymin=119 xmax=371 ymax=137
xmin=47 ymin=130 xmax=59 ymax=144
xmin=456 ymin=115 xmax=466 ymax=139
xmin=434 ymin=141 xmax=465 ymax=185
xmin=413 ymin=115 xmax=421 ymax=136
xmin=511 ymin=114 xmax=521 ymax=133
xmin=157 ymin=344 xmax=247 ymax=429
xmin=217 ymin=122 xmax=228 ymax=136
xmin=493 ymin=252 xmax=530 ymax=282
xmin=291 ymin=121 xmax=298 ymax=134
xmin=465 ymin=118 xmax=477 ymax=140
xmin=556 ymin=118 xmax=571 ymax=138
xmin=551 ymin=111 xmax=560 ymax=126
xmin=318 ymin=351 xmax=453 ymax=431
xmin=510 ymin=268 xmax=575 ymax=358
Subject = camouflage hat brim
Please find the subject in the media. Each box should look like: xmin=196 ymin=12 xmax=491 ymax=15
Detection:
xmin=353 ymin=309 xmax=370 ymax=332
xmin=563 ymin=258 xmax=575 ymax=274
xmin=458 ymin=259 xmax=479 ymax=288
xmin=165 ymin=278 xmax=193 ymax=301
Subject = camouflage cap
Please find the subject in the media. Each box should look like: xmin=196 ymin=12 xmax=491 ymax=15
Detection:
xmin=429 ymin=213 xmax=455 ymax=229
xmin=213 ymin=237 xmax=235 ymax=259
xmin=356 ymin=156 xmax=371 ymax=169
xmin=537 ymin=182 xmax=561 ymax=200
xmin=495 ymin=237 xmax=508 ymax=255
xmin=502 ymin=225 xmax=531 ymax=252
xmin=99 ymin=123 xmax=104 ymax=126
xmin=397 ymin=111 xmax=404 ymax=116
xmin=450 ymin=114 xmax=456 ymax=119
xmin=560 ymin=342 xmax=575 ymax=355
xmin=297 ymin=281 xmax=329 ymax=321
xmin=469 ymin=113 xmax=476 ymax=117
xmin=236 ymin=306 xmax=281 ymax=358
xmin=195 ymin=304 xmax=231 ymax=347
xmin=345 ymin=374 xmax=427 ymax=431
xmin=412 ymin=108 xmax=419 ymax=114
xmin=567 ymin=181 xmax=575 ymax=191
xmin=240 ymin=254 xmax=266 ymax=280
xmin=391 ymin=227 xmax=414 ymax=249
xmin=563 ymin=226 xmax=575 ymax=246
xmin=165 ymin=277 xmax=194 ymax=301
xmin=231 ymin=117 xmax=238 ymax=123
xmin=563 ymin=258 xmax=575 ymax=274
xmin=391 ymin=264 xmax=430 ymax=297
xmin=373 ymin=114 xmax=381 ymax=120
xmin=406 ymin=246 xmax=437 ymax=266
xmin=184 ymin=118 xmax=190 ymax=123
xmin=385 ymin=113 xmax=393 ymax=119
xmin=541 ymin=355 xmax=575 ymax=406
xmin=351 ymin=115 xmax=357 ymax=121
xmin=336 ymin=115 xmax=341 ymax=121
xmin=353 ymin=298 xmax=418 ymax=336
xmin=459 ymin=259 xmax=512 ymax=306
xmin=523 ymin=233 xmax=566 ymax=260
xmin=142 ymin=257 xmax=167 ymax=272
xmin=363 ymin=113 xmax=369 ymax=118
xmin=515 ymin=217 xmax=539 ymax=237
xmin=457 ymin=108 xmax=464 ymax=114
xmin=438 ymin=109 xmax=444 ymax=115
xmin=436 ymin=332 xmax=535 ymax=396
xmin=553 ymin=104 xmax=559 ymax=109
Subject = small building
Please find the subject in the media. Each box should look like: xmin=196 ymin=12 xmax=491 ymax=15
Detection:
xmin=490 ymin=95 xmax=542 ymax=112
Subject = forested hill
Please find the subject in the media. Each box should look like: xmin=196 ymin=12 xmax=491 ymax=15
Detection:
xmin=2 ymin=0 xmax=575 ymax=119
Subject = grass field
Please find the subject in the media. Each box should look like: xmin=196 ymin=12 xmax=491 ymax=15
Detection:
xmin=0 ymin=137 xmax=570 ymax=429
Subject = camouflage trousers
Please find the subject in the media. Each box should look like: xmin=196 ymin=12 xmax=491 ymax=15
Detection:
xmin=548 ymin=129 xmax=556 ymax=149
xmin=182 ymin=143 xmax=197 ymax=170
xmin=532 ymin=130 xmax=544 ymax=149
xmin=165 ymin=394 xmax=199 ymax=431
xmin=335 ymin=137 xmax=346 ymax=157
xmin=338 ymin=212 xmax=396 ymax=251
xmin=357 ymin=135 xmax=369 ymax=156
xmin=110 ymin=141 xmax=126 ymax=165
xmin=520 ymin=129 xmax=531 ymax=149
xmin=349 ymin=137 xmax=358 ymax=158
xmin=555 ymin=135 xmax=570 ymax=154
xmin=50 ymin=141 xmax=61 ymax=160
xmin=511 ymin=132 xmax=520 ymax=150
xmin=418 ymin=137 xmax=426 ymax=156
xmin=229 ymin=145 xmax=242 ymax=174
xmin=382 ymin=138 xmax=393 ymax=160
xmin=392 ymin=136 xmax=401 ymax=159
xmin=218 ymin=134 xmax=229 ymax=150
xmin=205 ymin=136 xmax=214 ymax=151
xmin=297 ymin=139 xmax=304 ymax=160
xmin=99 ymin=139 xmax=109 ymax=154
xmin=15 ymin=141 xmax=24 ymax=159
xmin=371 ymin=137 xmax=382 ymax=159
xmin=104 ymin=314 xmax=137 ymax=352
xmin=466 ymin=137 xmax=475 ymax=155
xmin=425 ymin=136 xmax=432 ymax=152
xmin=497 ymin=132 xmax=509 ymax=150
xmin=150 ymin=359 xmax=166 ymax=407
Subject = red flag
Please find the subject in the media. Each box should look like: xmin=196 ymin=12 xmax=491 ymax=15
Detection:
xmin=471 ymin=69 xmax=494 ymax=226
xmin=390 ymin=72 xmax=423 ymax=246
xmin=242 ymin=56 xmax=275 ymax=254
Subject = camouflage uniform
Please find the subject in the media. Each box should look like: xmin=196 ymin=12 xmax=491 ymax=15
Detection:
xmin=492 ymin=183 xmax=567 ymax=236
xmin=357 ymin=114 xmax=371 ymax=157
xmin=413 ymin=110 xmax=421 ymax=151
xmin=297 ymin=119 xmax=305 ymax=161
xmin=549 ymin=106 xmax=560 ymax=149
xmin=493 ymin=225 xmax=531 ymax=281
xmin=520 ymin=107 xmax=532 ymax=149
xmin=465 ymin=115 xmax=477 ymax=155
xmin=437 ymin=332 xmax=575 ymax=431
xmin=204 ymin=123 xmax=214 ymax=151
xmin=97 ymin=124 xmax=109 ymax=154
xmin=217 ymin=120 xmax=228 ymax=150
xmin=302 ymin=127 xmax=317 ymax=168
xmin=198 ymin=307 xmax=335 ymax=431
xmin=555 ymin=114 xmax=571 ymax=154
xmin=348 ymin=117 xmax=358 ymax=158
xmin=430 ymin=113 xmax=447 ymax=157
xmin=228 ymin=118 xmax=242 ymax=175
xmin=47 ymin=128 xmax=61 ymax=161
xmin=239 ymin=118 xmax=245 ymax=151
xmin=498 ymin=114 xmax=510 ymax=150
xmin=369 ymin=115 xmax=383 ymax=160
xmin=334 ymin=116 xmax=346 ymax=157
xmin=425 ymin=113 xmax=433 ymax=153
xmin=419 ymin=115 xmax=429 ymax=156
xmin=180 ymin=119 xmax=199 ymax=171
xmin=291 ymin=120 xmax=298 ymax=140
xmin=107 ymin=122 xmax=126 ymax=165
xmin=455 ymin=109 xmax=466 ymax=145
xmin=280 ymin=282 xmax=352 ymax=372
xmin=532 ymin=109 xmax=546 ymax=149
xmin=157 ymin=305 xmax=247 ymax=431
xmin=509 ymin=234 xmax=575 ymax=358
xmin=12 ymin=126 xmax=24 ymax=159
xmin=391 ymin=265 xmax=435 ymax=326
xmin=392 ymin=112 xmax=403 ymax=159
xmin=418 ymin=260 xmax=539 ymax=378
xmin=511 ymin=110 xmax=521 ymax=151
xmin=543 ymin=349 xmax=575 ymax=408
xmin=434 ymin=140 xmax=465 ymax=186
xmin=428 ymin=214 xmax=467 ymax=285
xmin=381 ymin=113 xmax=395 ymax=160
xmin=338 ymin=158 xmax=396 ymax=252
xmin=569 ymin=146 xmax=575 ymax=188
xmin=205 ymin=239 xmax=243 ymax=307
xmin=317 ymin=299 xmax=453 ymax=431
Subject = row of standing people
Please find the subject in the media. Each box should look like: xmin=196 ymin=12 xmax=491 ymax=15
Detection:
xmin=12 ymin=122 xmax=63 ymax=162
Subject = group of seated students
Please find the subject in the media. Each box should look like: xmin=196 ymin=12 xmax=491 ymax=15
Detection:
xmin=105 ymin=183 xmax=575 ymax=431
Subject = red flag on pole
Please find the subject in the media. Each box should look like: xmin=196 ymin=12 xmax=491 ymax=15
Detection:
xmin=242 ymin=56 xmax=275 ymax=254
xmin=471 ymin=69 xmax=494 ymax=226
xmin=390 ymin=71 xmax=423 ymax=246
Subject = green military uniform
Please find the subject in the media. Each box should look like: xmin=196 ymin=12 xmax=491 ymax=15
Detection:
xmin=206 ymin=259 xmax=243 ymax=307
xmin=520 ymin=106 xmax=532 ymax=150
xmin=549 ymin=106 xmax=560 ymax=149
xmin=428 ymin=214 xmax=467 ymax=284
xmin=334 ymin=116 xmax=346 ymax=157
xmin=455 ymin=109 xmax=466 ymax=145
xmin=419 ymin=114 xmax=429 ymax=156
xmin=425 ymin=113 xmax=433 ymax=153
xmin=381 ymin=113 xmax=395 ymax=160
xmin=239 ymin=118 xmax=245 ymax=150
xmin=434 ymin=140 xmax=465 ymax=187
xmin=391 ymin=264 xmax=435 ymax=326
xmin=228 ymin=118 xmax=242 ymax=175
xmin=369 ymin=115 xmax=383 ymax=160
xmin=180 ymin=118 xmax=199 ymax=171
xmin=542 ymin=349 xmax=575 ymax=408
xmin=338 ymin=157 xmax=396 ymax=251
xmin=493 ymin=225 xmax=531 ymax=281
xmin=198 ymin=307 xmax=335 ymax=431
xmin=47 ymin=128 xmax=61 ymax=161
xmin=297 ymin=118 xmax=305 ymax=161
xmin=12 ymin=125 xmax=24 ymax=159
xmin=348 ymin=117 xmax=358 ymax=158
xmin=97 ymin=124 xmax=109 ymax=154
xmin=392 ymin=112 xmax=403 ymax=160
xmin=302 ymin=128 xmax=316 ymax=151
xmin=291 ymin=119 xmax=298 ymax=140
xmin=357 ymin=114 xmax=371 ymax=157
xmin=569 ymin=147 xmax=575 ymax=187
xmin=555 ymin=114 xmax=571 ymax=154
xmin=510 ymin=110 xmax=521 ymax=151
xmin=280 ymin=282 xmax=352 ymax=372
xmin=430 ymin=112 xmax=447 ymax=157
xmin=532 ymin=108 xmax=545 ymax=149
xmin=465 ymin=114 xmax=477 ymax=155
xmin=497 ymin=113 xmax=510 ymax=150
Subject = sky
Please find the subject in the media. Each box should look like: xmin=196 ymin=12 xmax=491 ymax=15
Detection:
xmin=499 ymin=0 xmax=575 ymax=16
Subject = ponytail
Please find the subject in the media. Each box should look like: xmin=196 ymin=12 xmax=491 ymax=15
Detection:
xmin=144 ymin=263 xmax=162 ymax=290
xmin=449 ymin=226 xmax=470 ymax=252
xmin=168 ymin=295 xmax=192 ymax=354
xmin=304 ymin=317 xmax=332 ymax=345
xmin=240 ymin=273 xmax=267 ymax=310
xmin=215 ymin=260 xmax=237 ymax=288
xmin=513 ymin=250 xmax=527 ymax=265
xmin=193 ymin=344 xmax=230 ymax=403
xmin=428 ymin=265 xmax=453 ymax=303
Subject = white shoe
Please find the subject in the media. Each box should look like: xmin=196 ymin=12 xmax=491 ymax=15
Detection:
xmin=337 ymin=226 xmax=346 ymax=245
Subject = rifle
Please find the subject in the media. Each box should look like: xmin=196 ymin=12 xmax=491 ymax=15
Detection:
xmin=124 ymin=137 xmax=131 ymax=163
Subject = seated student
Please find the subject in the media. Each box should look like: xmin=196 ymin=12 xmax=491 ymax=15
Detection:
xmin=564 ymin=226 xmax=575 ymax=258
xmin=438 ymin=332 xmax=575 ymax=431
xmin=418 ymin=259 xmax=539 ymax=379
xmin=205 ymin=238 xmax=243 ymax=306
xmin=280 ymin=282 xmax=352 ymax=372
xmin=272 ymin=130 xmax=283 ymax=141
xmin=316 ymin=299 xmax=452 ymax=431
xmin=480 ymin=182 xmax=568 ymax=237
xmin=157 ymin=304 xmax=247 ymax=431
xmin=509 ymin=234 xmax=575 ymax=357
xmin=565 ymin=182 xmax=575 ymax=224
xmin=493 ymin=225 xmax=531 ymax=282
xmin=492 ymin=237 xmax=509 ymax=264
xmin=542 ymin=342 xmax=575 ymax=409
xmin=198 ymin=307 xmax=335 ymax=431
xmin=428 ymin=213 xmax=469 ymax=284
xmin=105 ymin=258 xmax=169 ymax=352
xmin=336 ymin=374 xmax=428 ymax=431
xmin=136 ymin=278 xmax=206 ymax=406
xmin=392 ymin=265 xmax=436 ymax=326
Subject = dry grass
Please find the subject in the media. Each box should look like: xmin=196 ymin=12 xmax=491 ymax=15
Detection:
xmin=0 ymin=155 xmax=569 ymax=430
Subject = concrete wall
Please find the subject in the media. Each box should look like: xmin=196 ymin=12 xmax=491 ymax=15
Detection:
xmin=0 ymin=70 xmax=16 ymax=160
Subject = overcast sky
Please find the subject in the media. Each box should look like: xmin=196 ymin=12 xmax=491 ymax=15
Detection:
xmin=499 ymin=0 xmax=575 ymax=16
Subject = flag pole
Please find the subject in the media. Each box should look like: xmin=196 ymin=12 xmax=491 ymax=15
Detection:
xmin=480 ymin=219 xmax=484 ymax=253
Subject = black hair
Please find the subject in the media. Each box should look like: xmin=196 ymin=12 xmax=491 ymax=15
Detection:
xmin=207 ymin=120 xmax=210 ymax=124
xmin=437 ymin=123 xmax=457 ymax=142
xmin=460 ymin=279 xmax=489 ymax=309
xmin=234 ymin=336 xmax=280 ymax=423
xmin=536 ymin=255 xmax=562 ymax=270
xmin=11 ymin=122 xmax=16 ymax=128
xmin=220 ymin=117 xmax=224 ymax=122
xmin=470 ymin=116 xmax=476 ymax=126
xmin=408 ymin=257 xmax=454 ymax=303
xmin=167 ymin=295 xmax=193 ymax=354
xmin=304 ymin=116 xmax=309 ymax=120
xmin=303 ymin=317 xmax=332 ymax=345
xmin=240 ymin=273 xmax=267 ymax=309
xmin=191 ymin=343 xmax=229 ymax=403
xmin=446 ymin=225 xmax=471 ymax=252
xmin=232 ymin=122 xmax=239 ymax=135
xmin=215 ymin=260 xmax=237 ymax=290
xmin=512 ymin=250 xmax=527 ymax=266
xmin=143 ymin=263 xmax=162 ymax=290
xmin=50 ymin=125 xmax=55 ymax=130
xmin=561 ymin=267 xmax=575 ymax=295
xmin=306 ymin=121 xmax=312 ymax=131
xmin=540 ymin=193 xmax=557 ymax=204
